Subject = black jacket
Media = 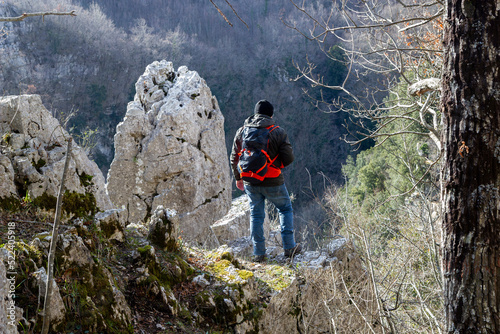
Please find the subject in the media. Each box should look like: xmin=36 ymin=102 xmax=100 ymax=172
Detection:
xmin=230 ymin=114 xmax=294 ymax=187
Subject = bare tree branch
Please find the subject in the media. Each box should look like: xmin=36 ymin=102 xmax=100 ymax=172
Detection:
xmin=0 ymin=10 xmax=77 ymax=22
xmin=209 ymin=0 xmax=248 ymax=29
xmin=209 ymin=0 xmax=233 ymax=27
xmin=224 ymin=0 xmax=249 ymax=29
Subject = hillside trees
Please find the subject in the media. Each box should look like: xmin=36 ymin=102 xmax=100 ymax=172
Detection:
xmin=2 ymin=0 xmax=188 ymax=167
xmin=319 ymin=77 xmax=444 ymax=332
xmin=291 ymin=0 xmax=499 ymax=332
xmin=282 ymin=0 xmax=447 ymax=331
xmin=6 ymin=0 xmax=355 ymax=208
xmin=286 ymin=0 xmax=444 ymax=230
xmin=441 ymin=0 xmax=500 ymax=332
xmin=286 ymin=0 xmax=444 ymax=152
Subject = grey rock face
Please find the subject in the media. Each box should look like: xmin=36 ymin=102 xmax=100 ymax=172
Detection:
xmin=211 ymin=195 xmax=272 ymax=246
xmin=33 ymin=267 xmax=66 ymax=328
xmin=107 ymin=60 xmax=231 ymax=244
xmin=0 ymin=95 xmax=112 ymax=213
xmin=94 ymin=209 xmax=128 ymax=242
xmin=29 ymin=230 xmax=132 ymax=330
xmin=147 ymin=206 xmax=178 ymax=250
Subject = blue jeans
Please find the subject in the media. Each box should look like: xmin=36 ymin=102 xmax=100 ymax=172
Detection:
xmin=244 ymin=184 xmax=295 ymax=256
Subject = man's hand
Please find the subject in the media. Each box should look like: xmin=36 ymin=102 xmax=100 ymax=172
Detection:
xmin=236 ymin=179 xmax=245 ymax=191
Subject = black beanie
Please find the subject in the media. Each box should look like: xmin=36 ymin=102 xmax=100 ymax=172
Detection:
xmin=254 ymin=100 xmax=274 ymax=117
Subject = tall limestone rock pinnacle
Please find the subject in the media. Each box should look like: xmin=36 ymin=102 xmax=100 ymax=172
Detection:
xmin=106 ymin=60 xmax=231 ymax=245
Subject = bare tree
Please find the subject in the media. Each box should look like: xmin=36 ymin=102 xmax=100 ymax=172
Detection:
xmin=289 ymin=0 xmax=499 ymax=332
xmin=441 ymin=0 xmax=500 ymax=332
xmin=283 ymin=2 xmax=448 ymax=332
xmin=284 ymin=0 xmax=444 ymax=160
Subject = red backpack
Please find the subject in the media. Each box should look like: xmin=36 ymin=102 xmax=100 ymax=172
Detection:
xmin=237 ymin=125 xmax=281 ymax=183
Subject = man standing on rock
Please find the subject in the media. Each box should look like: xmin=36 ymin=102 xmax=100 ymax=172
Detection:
xmin=230 ymin=100 xmax=302 ymax=262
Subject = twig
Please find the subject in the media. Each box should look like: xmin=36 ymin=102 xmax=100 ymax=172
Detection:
xmin=362 ymin=230 xmax=387 ymax=333
xmin=209 ymin=0 xmax=233 ymax=27
xmin=224 ymin=0 xmax=248 ymax=29
xmin=41 ymin=138 xmax=72 ymax=334
xmin=8 ymin=96 xmax=21 ymax=129
xmin=340 ymin=274 xmax=377 ymax=334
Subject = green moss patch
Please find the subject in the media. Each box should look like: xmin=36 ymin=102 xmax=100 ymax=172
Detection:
xmin=32 ymin=190 xmax=97 ymax=218
xmin=0 ymin=196 xmax=22 ymax=212
xmin=78 ymin=171 xmax=94 ymax=187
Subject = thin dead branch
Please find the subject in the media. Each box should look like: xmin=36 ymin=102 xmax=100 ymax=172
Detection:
xmin=0 ymin=11 xmax=77 ymax=22
xmin=41 ymin=138 xmax=72 ymax=334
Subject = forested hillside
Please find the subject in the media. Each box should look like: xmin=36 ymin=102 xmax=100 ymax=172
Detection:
xmin=0 ymin=0 xmax=358 ymax=215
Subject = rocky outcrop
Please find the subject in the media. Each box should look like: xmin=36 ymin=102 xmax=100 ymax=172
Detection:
xmin=0 ymin=94 xmax=113 ymax=214
xmin=29 ymin=227 xmax=133 ymax=332
xmin=106 ymin=60 xmax=231 ymax=245
xmin=147 ymin=206 xmax=179 ymax=251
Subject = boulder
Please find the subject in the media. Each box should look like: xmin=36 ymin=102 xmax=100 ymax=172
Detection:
xmin=0 ymin=94 xmax=113 ymax=214
xmin=107 ymin=60 xmax=231 ymax=245
xmin=211 ymin=195 xmax=271 ymax=246
xmin=147 ymin=206 xmax=178 ymax=251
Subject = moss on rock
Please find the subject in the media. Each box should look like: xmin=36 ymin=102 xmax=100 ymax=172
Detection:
xmin=0 ymin=196 xmax=22 ymax=212
xmin=32 ymin=190 xmax=97 ymax=218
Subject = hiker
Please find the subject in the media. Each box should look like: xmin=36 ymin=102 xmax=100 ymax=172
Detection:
xmin=230 ymin=100 xmax=302 ymax=262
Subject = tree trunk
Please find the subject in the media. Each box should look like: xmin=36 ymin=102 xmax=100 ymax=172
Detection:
xmin=441 ymin=1 xmax=500 ymax=333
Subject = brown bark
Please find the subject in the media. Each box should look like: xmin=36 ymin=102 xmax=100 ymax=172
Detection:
xmin=441 ymin=1 xmax=500 ymax=333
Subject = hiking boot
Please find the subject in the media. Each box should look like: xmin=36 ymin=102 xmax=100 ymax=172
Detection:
xmin=284 ymin=243 xmax=302 ymax=258
xmin=252 ymin=255 xmax=267 ymax=263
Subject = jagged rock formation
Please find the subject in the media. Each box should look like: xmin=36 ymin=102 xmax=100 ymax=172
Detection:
xmin=0 ymin=95 xmax=113 ymax=214
xmin=106 ymin=60 xmax=231 ymax=245
xmin=147 ymin=206 xmax=179 ymax=251
xmin=32 ymin=267 xmax=66 ymax=329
